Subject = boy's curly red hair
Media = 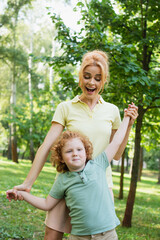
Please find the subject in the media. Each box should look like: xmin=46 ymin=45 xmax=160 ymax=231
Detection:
xmin=50 ymin=131 xmax=93 ymax=173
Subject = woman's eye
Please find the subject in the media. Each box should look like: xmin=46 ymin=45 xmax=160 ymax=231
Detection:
xmin=95 ymin=78 xmax=101 ymax=81
xmin=95 ymin=75 xmax=101 ymax=81
xmin=83 ymin=75 xmax=91 ymax=79
xmin=83 ymin=74 xmax=101 ymax=81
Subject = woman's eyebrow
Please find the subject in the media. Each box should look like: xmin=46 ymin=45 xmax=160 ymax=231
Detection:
xmin=83 ymin=72 xmax=101 ymax=76
xmin=83 ymin=71 xmax=91 ymax=74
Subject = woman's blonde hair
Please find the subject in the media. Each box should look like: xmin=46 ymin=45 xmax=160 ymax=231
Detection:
xmin=50 ymin=131 xmax=93 ymax=173
xmin=79 ymin=50 xmax=110 ymax=92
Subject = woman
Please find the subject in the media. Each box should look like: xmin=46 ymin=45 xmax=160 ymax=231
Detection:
xmin=13 ymin=50 xmax=138 ymax=240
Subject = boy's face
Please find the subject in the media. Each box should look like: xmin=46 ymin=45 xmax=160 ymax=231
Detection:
xmin=61 ymin=138 xmax=87 ymax=172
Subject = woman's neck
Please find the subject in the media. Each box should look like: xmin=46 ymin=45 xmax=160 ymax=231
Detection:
xmin=79 ymin=94 xmax=100 ymax=110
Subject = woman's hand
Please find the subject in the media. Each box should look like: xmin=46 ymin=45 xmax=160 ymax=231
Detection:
xmin=124 ymin=102 xmax=138 ymax=126
xmin=6 ymin=189 xmax=24 ymax=202
xmin=13 ymin=183 xmax=31 ymax=193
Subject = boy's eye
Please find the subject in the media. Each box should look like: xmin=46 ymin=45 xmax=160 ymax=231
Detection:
xmin=66 ymin=150 xmax=72 ymax=153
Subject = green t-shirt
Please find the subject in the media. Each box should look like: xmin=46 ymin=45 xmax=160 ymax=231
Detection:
xmin=49 ymin=152 xmax=120 ymax=235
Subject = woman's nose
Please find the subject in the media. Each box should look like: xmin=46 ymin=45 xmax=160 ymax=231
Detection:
xmin=89 ymin=77 xmax=95 ymax=84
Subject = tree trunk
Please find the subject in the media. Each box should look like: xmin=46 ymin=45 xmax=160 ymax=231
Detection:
xmin=158 ymin=158 xmax=160 ymax=184
xmin=129 ymin=158 xmax=133 ymax=176
xmin=49 ymin=39 xmax=56 ymax=111
xmin=28 ymin=31 xmax=35 ymax=162
xmin=125 ymin=150 xmax=129 ymax=173
xmin=11 ymin=126 xmax=18 ymax=163
xmin=138 ymin=147 xmax=143 ymax=181
xmin=30 ymin=139 xmax=35 ymax=162
xmin=10 ymin=66 xmax=18 ymax=163
xmin=10 ymin=8 xmax=18 ymax=163
xmin=119 ymin=150 xmax=125 ymax=199
xmin=49 ymin=40 xmax=56 ymax=90
xmin=7 ymin=126 xmax=12 ymax=160
xmin=122 ymin=106 xmax=144 ymax=227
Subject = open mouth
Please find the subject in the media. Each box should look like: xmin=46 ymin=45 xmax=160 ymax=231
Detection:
xmin=86 ymin=87 xmax=96 ymax=92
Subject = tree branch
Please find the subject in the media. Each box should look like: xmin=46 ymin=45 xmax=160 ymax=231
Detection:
xmin=144 ymin=96 xmax=160 ymax=111
xmin=146 ymin=106 xmax=160 ymax=110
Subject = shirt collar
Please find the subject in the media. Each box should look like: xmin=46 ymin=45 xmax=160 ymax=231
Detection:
xmin=72 ymin=95 xmax=104 ymax=104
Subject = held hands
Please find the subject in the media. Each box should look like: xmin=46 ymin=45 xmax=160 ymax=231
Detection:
xmin=6 ymin=189 xmax=24 ymax=202
xmin=124 ymin=102 xmax=138 ymax=126
xmin=13 ymin=182 xmax=31 ymax=192
xmin=7 ymin=182 xmax=31 ymax=202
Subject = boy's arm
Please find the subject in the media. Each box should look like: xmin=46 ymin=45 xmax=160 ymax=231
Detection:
xmin=105 ymin=116 xmax=130 ymax=163
xmin=112 ymin=103 xmax=138 ymax=160
xmin=112 ymin=124 xmax=132 ymax=160
xmin=6 ymin=189 xmax=60 ymax=211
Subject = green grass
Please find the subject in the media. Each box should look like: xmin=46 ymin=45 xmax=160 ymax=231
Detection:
xmin=0 ymin=157 xmax=160 ymax=240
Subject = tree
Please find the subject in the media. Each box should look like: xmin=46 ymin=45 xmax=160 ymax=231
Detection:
xmin=0 ymin=0 xmax=59 ymax=161
xmin=0 ymin=0 xmax=33 ymax=162
xmin=84 ymin=0 xmax=160 ymax=227
xmin=85 ymin=0 xmax=160 ymax=227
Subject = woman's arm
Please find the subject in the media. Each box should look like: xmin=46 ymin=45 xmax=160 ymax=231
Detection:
xmin=6 ymin=189 xmax=60 ymax=211
xmin=14 ymin=123 xmax=64 ymax=192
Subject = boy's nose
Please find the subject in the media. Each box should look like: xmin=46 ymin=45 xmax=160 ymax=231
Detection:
xmin=73 ymin=150 xmax=78 ymax=156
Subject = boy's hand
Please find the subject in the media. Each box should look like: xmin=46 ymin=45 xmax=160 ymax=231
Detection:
xmin=6 ymin=189 xmax=24 ymax=202
xmin=124 ymin=102 xmax=138 ymax=126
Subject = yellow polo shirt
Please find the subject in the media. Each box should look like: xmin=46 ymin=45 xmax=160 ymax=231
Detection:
xmin=52 ymin=95 xmax=121 ymax=187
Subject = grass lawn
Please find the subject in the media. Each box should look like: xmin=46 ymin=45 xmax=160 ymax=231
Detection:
xmin=0 ymin=157 xmax=160 ymax=240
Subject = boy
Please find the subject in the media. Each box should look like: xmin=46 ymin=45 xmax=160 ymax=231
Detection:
xmin=7 ymin=112 xmax=134 ymax=240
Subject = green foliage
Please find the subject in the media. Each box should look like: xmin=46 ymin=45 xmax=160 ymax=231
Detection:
xmin=87 ymin=0 xmax=160 ymax=104
xmin=0 ymin=0 xmax=59 ymax=159
xmin=0 ymin=158 xmax=159 ymax=239
xmin=141 ymin=107 xmax=160 ymax=151
xmin=1 ymin=88 xmax=56 ymax=158
xmin=144 ymin=148 xmax=160 ymax=170
xmin=56 ymin=68 xmax=81 ymax=97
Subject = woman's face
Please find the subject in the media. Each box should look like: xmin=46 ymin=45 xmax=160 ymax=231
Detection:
xmin=80 ymin=65 xmax=102 ymax=100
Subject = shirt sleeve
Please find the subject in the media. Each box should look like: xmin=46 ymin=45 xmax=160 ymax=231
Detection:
xmin=49 ymin=174 xmax=65 ymax=199
xmin=94 ymin=152 xmax=109 ymax=170
xmin=112 ymin=106 xmax=121 ymax=130
xmin=52 ymin=102 xmax=66 ymax=126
